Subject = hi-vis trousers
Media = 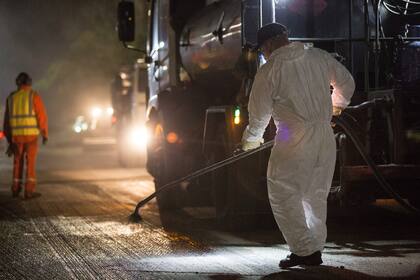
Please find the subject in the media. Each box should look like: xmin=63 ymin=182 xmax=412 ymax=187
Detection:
xmin=12 ymin=139 xmax=38 ymax=194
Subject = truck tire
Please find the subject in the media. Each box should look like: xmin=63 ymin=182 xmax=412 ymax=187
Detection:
xmin=203 ymin=119 xmax=275 ymax=230
xmin=223 ymin=151 xmax=274 ymax=230
xmin=147 ymin=111 xmax=181 ymax=211
xmin=155 ymin=142 xmax=185 ymax=211
xmin=155 ymin=177 xmax=178 ymax=210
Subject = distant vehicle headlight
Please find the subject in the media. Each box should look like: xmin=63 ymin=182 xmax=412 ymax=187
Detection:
xmin=73 ymin=115 xmax=88 ymax=134
xmin=81 ymin=123 xmax=89 ymax=131
xmin=74 ymin=126 xmax=82 ymax=133
xmin=91 ymin=107 xmax=102 ymax=118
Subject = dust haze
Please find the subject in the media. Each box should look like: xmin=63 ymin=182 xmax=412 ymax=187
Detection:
xmin=0 ymin=0 xmax=144 ymax=135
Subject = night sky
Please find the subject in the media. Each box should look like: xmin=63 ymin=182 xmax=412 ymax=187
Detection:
xmin=1 ymin=1 xmax=83 ymax=96
xmin=0 ymin=0 xmax=142 ymax=129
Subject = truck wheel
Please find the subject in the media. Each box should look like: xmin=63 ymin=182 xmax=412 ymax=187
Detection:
xmin=224 ymin=152 xmax=274 ymax=231
xmin=218 ymin=150 xmax=274 ymax=230
xmin=148 ymin=112 xmax=180 ymax=211
xmin=155 ymin=177 xmax=178 ymax=210
xmin=207 ymin=126 xmax=267 ymax=230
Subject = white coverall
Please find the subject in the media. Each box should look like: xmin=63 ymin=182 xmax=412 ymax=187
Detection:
xmin=242 ymin=42 xmax=355 ymax=256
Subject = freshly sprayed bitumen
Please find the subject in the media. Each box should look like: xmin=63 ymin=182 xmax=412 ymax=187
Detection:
xmin=0 ymin=145 xmax=419 ymax=279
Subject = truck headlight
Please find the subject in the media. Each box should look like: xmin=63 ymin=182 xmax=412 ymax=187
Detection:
xmin=128 ymin=126 xmax=150 ymax=149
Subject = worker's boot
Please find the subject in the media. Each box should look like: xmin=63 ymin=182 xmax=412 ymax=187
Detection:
xmin=24 ymin=180 xmax=40 ymax=200
xmin=12 ymin=188 xmax=21 ymax=198
xmin=11 ymin=184 xmax=22 ymax=198
xmin=279 ymin=251 xmax=322 ymax=269
xmin=24 ymin=192 xmax=42 ymax=200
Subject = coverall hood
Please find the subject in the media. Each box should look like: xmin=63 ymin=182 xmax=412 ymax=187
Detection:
xmin=269 ymin=42 xmax=305 ymax=61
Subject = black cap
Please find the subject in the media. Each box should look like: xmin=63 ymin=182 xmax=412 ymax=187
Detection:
xmin=16 ymin=72 xmax=32 ymax=86
xmin=257 ymin=23 xmax=288 ymax=48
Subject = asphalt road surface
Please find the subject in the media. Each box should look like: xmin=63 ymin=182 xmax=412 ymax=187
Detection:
xmin=0 ymin=140 xmax=419 ymax=279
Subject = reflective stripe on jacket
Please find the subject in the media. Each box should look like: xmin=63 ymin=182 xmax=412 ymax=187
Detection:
xmin=8 ymin=90 xmax=40 ymax=136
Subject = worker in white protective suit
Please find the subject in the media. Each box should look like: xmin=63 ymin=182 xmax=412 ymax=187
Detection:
xmin=241 ymin=23 xmax=355 ymax=268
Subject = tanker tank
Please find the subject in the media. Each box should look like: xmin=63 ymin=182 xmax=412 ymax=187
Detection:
xmin=179 ymin=0 xmax=243 ymax=102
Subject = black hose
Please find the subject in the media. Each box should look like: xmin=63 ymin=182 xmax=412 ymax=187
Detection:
xmin=129 ymin=140 xmax=275 ymax=221
xmin=333 ymin=115 xmax=420 ymax=215
xmin=129 ymin=114 xmax=419 ymax=221
xmin=345 ymin=98 xmax=388 ymax=112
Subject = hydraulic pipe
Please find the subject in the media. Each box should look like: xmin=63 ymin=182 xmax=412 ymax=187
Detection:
xmin=374 ymin=0 xmax=380 ymax=89
xmin=348 ymin=0 xmax=354 ymax=74
xmin=377 ymin=2 xmax=384 ymax=67
xmin=364 ymin=0 xmax=370 ymax=94
xmin=333 ymin=115 xmax=420 ymax=216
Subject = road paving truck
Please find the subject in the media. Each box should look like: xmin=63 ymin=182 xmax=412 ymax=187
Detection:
xmin=118 ymin=0 xmax=420 ymax=228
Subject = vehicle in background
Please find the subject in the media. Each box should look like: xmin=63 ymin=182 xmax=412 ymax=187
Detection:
xmin=73 ymin=116 xmax=89 ymax=134
xmin=73 ymin=105 xmax=114 ymax=134
xmin=71 ymin=104 xmax=116 ymax=149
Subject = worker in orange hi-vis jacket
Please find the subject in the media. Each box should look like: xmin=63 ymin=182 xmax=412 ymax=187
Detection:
xmin=3 ymin=72 xmax=48 ymax=199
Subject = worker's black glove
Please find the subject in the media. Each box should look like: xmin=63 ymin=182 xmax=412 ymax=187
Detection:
xmin=42 ymin=136 xmax=48 ymax=145
xmin=5 ymin=144 xmax=15 ymax=158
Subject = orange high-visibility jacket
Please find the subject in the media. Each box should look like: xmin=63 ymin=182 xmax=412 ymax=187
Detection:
xmin=3 ymin=86 xmax=48 ymax=143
